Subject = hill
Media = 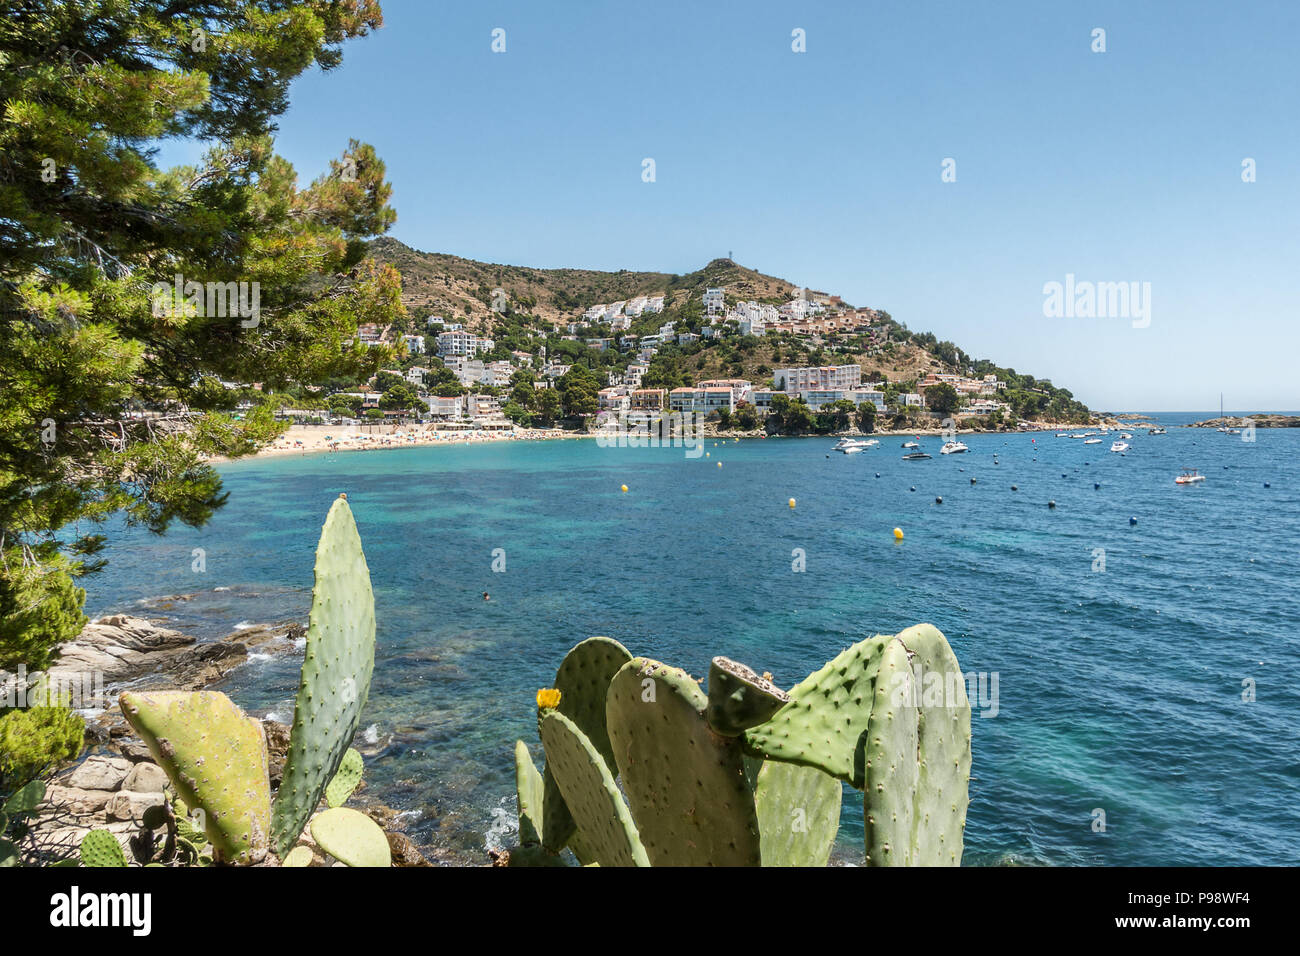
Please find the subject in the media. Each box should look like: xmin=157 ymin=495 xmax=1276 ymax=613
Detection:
xmin=366 ymin=238 xmax=1093 ymax=424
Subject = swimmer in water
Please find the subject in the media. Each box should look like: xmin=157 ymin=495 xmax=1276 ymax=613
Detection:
xmin=483 ymin=592 xmax=490 ymax=601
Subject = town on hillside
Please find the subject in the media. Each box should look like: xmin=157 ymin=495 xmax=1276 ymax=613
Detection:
xmin=265 ymin=280 xmax=1090 ymax=434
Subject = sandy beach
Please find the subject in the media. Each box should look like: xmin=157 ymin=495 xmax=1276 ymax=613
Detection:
xmin=222 ymin=422 xmax=584 ymax=461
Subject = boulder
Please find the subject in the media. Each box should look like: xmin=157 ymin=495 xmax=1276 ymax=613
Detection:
xmin=40 ymin=785 xmax=112 ymax=817
xmin=122 ymin=762 xmax=169 ymax=793
xmin=66 ymin=754 xmax=131 ymax=791
xmin=105 ymin=790 xmax=166 ymax=824
xmin=387 ymin=831 xmax=432 ymax=867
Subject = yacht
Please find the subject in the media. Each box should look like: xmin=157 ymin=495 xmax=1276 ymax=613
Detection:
xmin=902 ymin=440 xmax=920 ymax=449
xmin=1110 ymin=441 xmax=1129 ymax=453
xmin=939 ymin=440 xmax=968 ymax=455
xmin=1083 ymin=438 xmax=1102 ymax=445
xmin=902 ymin=451 xmax=932 ymax=460
xmin=1175 ymin=469 xmax=1206 ymax=485
xmin=1148 ymin=426 xmax=1167 ymax=435
xmin=834 ymin=438 xmax=878 ymax=454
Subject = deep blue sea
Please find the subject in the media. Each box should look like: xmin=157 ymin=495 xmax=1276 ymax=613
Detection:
xmin=83 ymin=413 xmax=1300 ymax=865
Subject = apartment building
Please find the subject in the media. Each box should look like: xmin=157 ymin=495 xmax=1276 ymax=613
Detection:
xmin=436 ymin=330 xmax=494 ymax=358
xmin=629 ymin=388 xmax=666 ymax=410
xmin=772 ymin=365 xmax=862 ymax=392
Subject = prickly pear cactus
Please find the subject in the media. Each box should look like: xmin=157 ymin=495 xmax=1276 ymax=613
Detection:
xmin=742 ymin=634 xmax=892 ymax=787
xmin=514 ymin=739 xmax=546 ymax=846
xmin=606 ymin=657 xmax=761 ymax=866
xmin=706 ymin=657 xmax=790 ymax=736
xmin=272 ymin=495 xmax=376 ymax=857
xmin=538 ymin=711 xmax=648 ymax=867
xmin=79 ymin=829 xmax=127 ymax=868
xmin=538 ymin=636 xmax=631 ymax=854
xmin=860 ymin=637 xmax=920 ymax=866
xmin=888 ymin=623 xmax=971 ymax=866
xmin=119 ymin=690 xmax=272 ymax=864
xmin=325 ymin=748 xmax=364 ymax=808
xmin=752 ymin=759 xmax=842 ymax=867
xmin=309 ymin=807 xmax=390 ymax=867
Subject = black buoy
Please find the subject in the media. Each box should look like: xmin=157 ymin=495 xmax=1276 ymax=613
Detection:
xmin=1011 ymin=485 xmax=1018 ymax=491
xmin=1265 ymin=481 xmax=1271 ymax=488
xmin=970 ymin=477 xmax=976 ymax=484
xmin=936 ymin=496 xmax=943 ymax=504
xmin=909 ymin=486 xmax=916 ymax=492
xmin=1048 ymin=500 xmax=1056 ymax=509
xmin=875 ymin=472 xmax=880 ymax=478
xmin=1129 ymin=516 xmax=1137 ymax=526
xmin=1094 ymin=482 xmax=1100 ymax=489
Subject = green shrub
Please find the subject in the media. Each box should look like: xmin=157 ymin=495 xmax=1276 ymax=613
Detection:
xmin=0 ymin=704 xmax=84 ymax=793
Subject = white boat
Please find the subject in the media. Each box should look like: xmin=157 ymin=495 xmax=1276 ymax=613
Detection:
xmin=902 ymin=441 xmax=919 ymax=449
xmin=939 ymin=441 xmax=968 ymax=455
xmin=1148 ymin=426 xmax=1167 ymax=435
xmin=1055 ymin=432 xmax=1068 ymax=438
xmin=1083 ymin=438 xmax=1102 ymax=445
xmin=1110 ymin=441 xmax=1129 ymax=453
xmin=834 ymin=438 xmax=877 ymax=454
xmin=1119 ymin=433 xmax=1132 ymax=439
xmin=1175 ymin=469 xmax=1205 ymax=485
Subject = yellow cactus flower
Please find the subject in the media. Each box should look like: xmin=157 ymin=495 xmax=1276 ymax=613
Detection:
xmin=536 ymin=688 xmax=561 ymax=709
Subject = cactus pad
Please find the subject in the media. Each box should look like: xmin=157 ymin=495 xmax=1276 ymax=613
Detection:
xmin=119 ymin=690 xmax=272 ymax=864
xmin=860 ymin=637 xmax=920 ymax=866
xmin=325 ymin=748 xmax=364 ymax=808
xmin=309 ymin=807 xmax=391 ymax=867
xmin=282 ymin=845 xmax=314 ymax=867
xmin=606 ymin=657 xmax=761 ymax=866
xmin=706 ymin=657 xmax=790 ymax=736
xmin=272 ymin=495 xmax=376 ymax=856
xmin=538 ymin=711 xmax=648 ymax=867
xmin=742 ymin=635 xmax=892 ymax=788
xmin=514 ymin=739 xmax=546 ymax=846
xmin=752 ymin=759 xmax=842 ymax=867
xmin=79 ymin=829 xmax=127 ymax=868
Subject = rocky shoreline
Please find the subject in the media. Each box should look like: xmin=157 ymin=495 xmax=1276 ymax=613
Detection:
xmin=1186 ymin=414 xmax=1300 ymax=429
xmin=13 ymin=614 xmax=440 ymax=867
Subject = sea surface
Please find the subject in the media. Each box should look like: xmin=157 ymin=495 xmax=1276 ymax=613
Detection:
xmin=83 ymin=413 xmax=1300 ymax=865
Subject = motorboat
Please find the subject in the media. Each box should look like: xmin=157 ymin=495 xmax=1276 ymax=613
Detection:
xmin=1119 ymin=432 xmax=1132 ymax=439
xmin=1055 ymin=432 xmax=1068 ymax=438
xmin=939 ymin=441 xmax=968 ymax=455
xmin=902 ymin=441 xmax=920 ymax=449
xmin=1083 ymin=438 xmax=1102 ymax=445
xmin=1148 ymin=426 xmax=1166 ymax=435
xmin=1175 ymin=469 xmax=1206 ymax=485
xmin=902 ymin=452 xmax=932 ymax=460
xmin=1110 ymin=441 xmax=1129 ymax=453
xmin=834 ymin=438 xmax=877 ymax=454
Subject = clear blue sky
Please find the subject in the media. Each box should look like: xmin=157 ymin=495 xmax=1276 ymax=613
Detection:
xmin=166 ymin=0 xmax=1299 ymax=411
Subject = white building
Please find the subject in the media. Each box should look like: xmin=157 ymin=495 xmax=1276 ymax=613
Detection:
xmin=436 ymin=330 xmax=494 ymax=358
xmin=773 ymin=365 xmax=862 ymax=392
xmin=703 ymin=288 xmax=725 ymax=315
xmin=402 ymin=334 xmax=425 ymax=354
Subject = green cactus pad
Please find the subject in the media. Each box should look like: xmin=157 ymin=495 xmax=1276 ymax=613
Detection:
xmin=325 ymin=748 xmax=364 ymax=808
xmin=538 ymin=711 xmax=649 ymax=867
xmin=272 ymin=495 xmax=376 ymax=857
xmin=514 ymin=739 xmax=546 ymax=846
xmin=309 ymin=807 xmax=391 ymax=867
xmin=282 ymin=845 xmax=314 ymax=867
xmin=893 ymin=623 xmax=972 ymax=866
xmin=79 ymin=829 xmax=127 ymax=868
xmin=606 ymin=657 xmax=761 ymax=866
xmin=706 ymin=657 xmax=790 ymax=736
xmin=752 ymin=760 xmax=842 ymax=867
xmin=741 ymin=635 xmax=892 ymax=788
xmin=538 ymin=636 xmax=631 ymax=853
xmin=861 ymin=637 xmax=920 ymax=866
xmin=119 ymin=690 xmax=272 ymax=864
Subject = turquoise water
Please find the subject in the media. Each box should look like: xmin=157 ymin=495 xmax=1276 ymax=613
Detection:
xmin=85 ymin=415 xmax=1300 ymax=865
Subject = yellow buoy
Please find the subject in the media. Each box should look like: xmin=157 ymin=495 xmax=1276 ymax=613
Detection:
xmin=893 ymin=527 xmax=904 ymax=540
xmin=717 ymin=461 xmax=722 ymax=468
xmin=621 ymin=484 xmax=628 ymax=493
xmin=706 ymin=452 xmax=710 ymax=457
xmin=788 ymin=498 xmax=796 ymax=509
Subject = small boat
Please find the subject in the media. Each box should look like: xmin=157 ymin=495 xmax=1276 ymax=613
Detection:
xmin=1083 ymin=438 xmax=1102 ymax=445
xmin=1110 ymin=441 xmax=1129 ymax=453
xmin=1224 ymin=427 xmax=1241 ymax=435
xmin=1148 ymin=426 xmax=1167 ymax=435
xmin=902 ymin=452 xmax=932 ymax=460
xmin=939 ymin=441 xmax=968 ymax=455
xmin=834 ymin=438 xmax=877 ymax=454
xmin=1055 ymin=432 xmax=1068 ymax=438
xmin=1175 ymin=469 xmax=1205 ymax=485
xmin=1119 ymin=433 xmax=1132 ymax=440
xmin=902 ymin=441 xmax=919 ymax=449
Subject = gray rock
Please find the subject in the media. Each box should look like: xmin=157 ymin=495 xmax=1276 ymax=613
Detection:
xmin=66 ymin=754 xmax=131 ymax=791
xmin=40 ymin=785 xmax=112 ymax=817
xmin=105 ymin=789 xmax=165 ymax=823
xmin=122 ymin=762 xmax=169 ymax=793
